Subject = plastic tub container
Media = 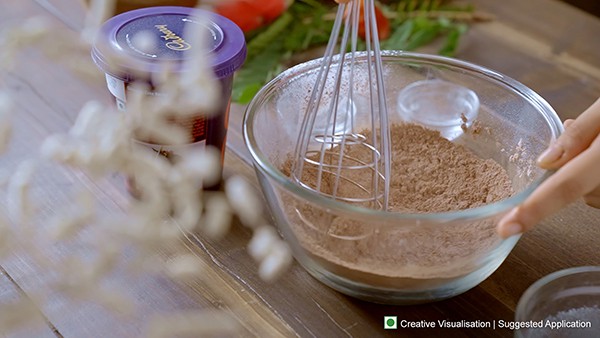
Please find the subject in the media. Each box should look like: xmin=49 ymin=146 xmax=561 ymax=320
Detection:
xmin=92 ymin=6 xmax=246 ymax=190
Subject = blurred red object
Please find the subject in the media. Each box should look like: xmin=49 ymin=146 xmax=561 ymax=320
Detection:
xmin=215 ymin=0 xmax=292 ymax=33
xmin=345 ymin=0 xmax=391 ymax=40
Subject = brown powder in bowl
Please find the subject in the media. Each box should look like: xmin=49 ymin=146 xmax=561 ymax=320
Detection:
xmin=281 ymin=123 xmax=514 ymax=285
xmin=387 ymin=123 xmax=513 ymax=212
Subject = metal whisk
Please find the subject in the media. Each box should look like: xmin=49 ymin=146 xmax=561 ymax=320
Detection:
xmin=292 ymin=0 xmax=391 ymax=210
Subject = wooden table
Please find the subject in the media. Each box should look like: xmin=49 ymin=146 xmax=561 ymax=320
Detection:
xmin=1 ymin=0 xmax=599 ymax=337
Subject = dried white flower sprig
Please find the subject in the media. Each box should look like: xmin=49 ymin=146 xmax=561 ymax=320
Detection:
xmin=6 ymin=160 xmax=38 ymax=227
xmin=145 ymin=309 xmax=241 ymax=338
xmin=81 ymin=0 xmax=116 ymax=44
xmin=0 ymin=15 xmax=102 ymax=81
xmin=226 ymin=176 xmax=294 ymax=282
xmin=0 ymin=93 xmax=12 ymax=154
xmin=0 ymin=2 xmax=292 ymax=335
xmin=248 ymin=225 xmax=294 ymax=282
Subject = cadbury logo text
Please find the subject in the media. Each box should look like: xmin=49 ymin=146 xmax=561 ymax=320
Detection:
xmin=154 ymin=24 xmax=191 ymax=51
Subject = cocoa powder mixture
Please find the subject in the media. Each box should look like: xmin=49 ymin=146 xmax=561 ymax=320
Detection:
xmin=282 ymin=123 xmax=514 ymax=285
xmin=387 ymin=123 xmax=513 ymax=212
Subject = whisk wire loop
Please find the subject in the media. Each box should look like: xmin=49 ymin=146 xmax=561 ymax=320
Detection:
xmin=292 ymin=0 xmax=391 ymax=210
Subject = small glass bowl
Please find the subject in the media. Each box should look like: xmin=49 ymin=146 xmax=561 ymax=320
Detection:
xmin=515 ymin=266 xmax=600 ymax=337
xmin=397 ymin=79 xmax=479 ymax=140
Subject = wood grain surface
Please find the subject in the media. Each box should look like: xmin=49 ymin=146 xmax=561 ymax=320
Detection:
xmin=0 ymin=0 xmax=599 ymax=337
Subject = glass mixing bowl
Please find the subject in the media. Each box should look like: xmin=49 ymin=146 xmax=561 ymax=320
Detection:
xmin=243 ymin=51 xmax=563 ymax=304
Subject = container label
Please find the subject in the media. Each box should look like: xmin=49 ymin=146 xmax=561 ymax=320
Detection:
xmin=105 ymin=73 xmax=126 ymax=102
xmin=104 ymin=75 xmax=208 ymax=143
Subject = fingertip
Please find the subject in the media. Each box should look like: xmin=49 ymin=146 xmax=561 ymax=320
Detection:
xmin=536 ymin=143 xmax=565 ymax=168
xmin=497 ymin=208 xmax=523 ymax=238
xmin=540 ymin=115 xmax=597 ymax=169
xmin=498 ymin=222 xmax=523 ymax=238
xmin=563 ymin=119 xmax=575 ymax=128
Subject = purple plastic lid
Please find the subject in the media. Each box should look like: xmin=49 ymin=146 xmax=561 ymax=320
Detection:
xmin=92 ymin=6 xmax=246 ymax=80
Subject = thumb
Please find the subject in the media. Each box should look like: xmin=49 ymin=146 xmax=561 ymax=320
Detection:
xmin=537 ymin=98 xmax=600 ymax=169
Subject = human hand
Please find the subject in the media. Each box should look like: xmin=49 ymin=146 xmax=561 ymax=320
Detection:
xmin=497 ymin=98 xmax=600 ymax=238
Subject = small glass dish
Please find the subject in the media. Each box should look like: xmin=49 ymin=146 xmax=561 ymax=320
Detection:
xmin=515 ymin=266 xmax=600 ymax=337
xmin=397 ymin=79 xmax=479 ymax=140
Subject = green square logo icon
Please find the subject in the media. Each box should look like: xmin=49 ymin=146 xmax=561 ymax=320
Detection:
xmin=384 ymin=316 xmax=397 ymax=329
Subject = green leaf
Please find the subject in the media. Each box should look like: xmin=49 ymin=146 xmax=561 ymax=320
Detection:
xmin=430 ymin=0 xmax=442 ymax=11
xmin=418 ymin=0 xmax=432 ymax=11
xmin=233 ymin=43 xmax=286 ymax=104
xmin=406 ymin=0 xmax=418 ymax=12
xmin=381 ymin=19 xmax=414 ymax=50
xmin=438 ymin=23 xmax=467 ymax=56
xmin=439 ymin=4 xmax=475 ymax=12
xmin=233 ymin=0 xmax=475 ymax=103
xmin=246 ymin=12 xmax=293 ymax=60
xmin=404 ymin=18 xmax=442 ymax=50
xmin=284 ymin=1 xmax=331 ymax=52
xmin=232 ymin=0 xmax=335 ymax=103
xmin=234 ymin=83 xmax=263 ymax=104
xmin=298 ymin=0 xmax=325 ymax=9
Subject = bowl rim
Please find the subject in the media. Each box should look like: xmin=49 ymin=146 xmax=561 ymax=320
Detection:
xmin=515 ymin=266 xmax=600 ymax=322
xmin=243 ymin=51 xmax=564 ymax=223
